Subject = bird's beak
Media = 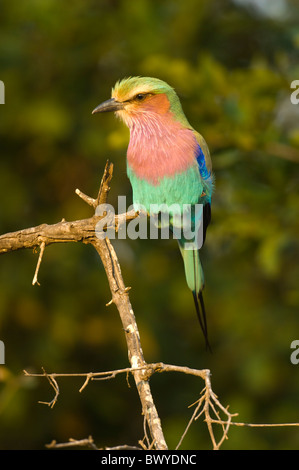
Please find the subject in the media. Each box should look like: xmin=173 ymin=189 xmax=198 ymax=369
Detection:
xmin=92 ymin=98 xmax=124 ymax=114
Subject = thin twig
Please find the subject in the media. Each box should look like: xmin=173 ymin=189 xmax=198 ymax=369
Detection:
xmin=46 ymin=436 xmax=98 ymax=450
xmin=32 ymin=241 xmax=45 ymax=286
xmin=175 ymin=397 xmax=202 ymax=450
xmin=210 ymin=420 xmax=299 ymax=428
xmin=36 ymin=367 xmax=59 ymax=408
xmin=75 ymin=188 xmax=97 ymax=208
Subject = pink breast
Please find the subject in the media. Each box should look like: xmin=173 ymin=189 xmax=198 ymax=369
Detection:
xmin=127 ymin=112 xmax=197 ymax=184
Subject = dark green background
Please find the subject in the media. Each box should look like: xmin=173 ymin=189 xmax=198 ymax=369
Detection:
xmin=0 ymin=0 xmax=299 ymax=450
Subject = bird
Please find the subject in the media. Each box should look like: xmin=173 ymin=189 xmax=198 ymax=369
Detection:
xmin=92 ymin=76 xmax=214 ymax=349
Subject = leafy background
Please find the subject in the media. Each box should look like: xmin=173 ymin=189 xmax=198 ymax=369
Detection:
xmin=0 ymin=0 xmax=299 ymax=450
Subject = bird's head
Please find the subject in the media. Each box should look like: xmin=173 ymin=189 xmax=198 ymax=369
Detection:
xmin=92 ymin=76 xmax=189 ymax=128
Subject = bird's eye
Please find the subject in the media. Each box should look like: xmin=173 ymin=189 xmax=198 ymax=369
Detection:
xmin=135 ymin=93 xmax=147 ymax=101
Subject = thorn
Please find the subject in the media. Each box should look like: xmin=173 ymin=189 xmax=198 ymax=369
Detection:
xmin=122 ymin=286 xmax=131 ymax=294
xmin=32 ymin=241 xmax=45 ymax=286
xmin=75 ymin=188 xmax=97 ymax=208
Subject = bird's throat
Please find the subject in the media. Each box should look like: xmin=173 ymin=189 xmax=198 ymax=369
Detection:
xmin=126 ymin=111 xmax=198 ymax=185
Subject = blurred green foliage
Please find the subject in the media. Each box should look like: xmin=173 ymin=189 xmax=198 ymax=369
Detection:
xmin=0 ymin=0 xmax=299 ymax=450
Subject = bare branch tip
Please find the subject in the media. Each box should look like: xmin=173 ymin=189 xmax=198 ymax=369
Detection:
xmin=122 ymin=286 xmax=131 ymax=294
xmin=32 ymin=242 xmax=45 ymax=286
xmin=79 ymin=373 xmax=92 ymax=393
xmin=76 ymin=188 xmax=97 ymax=208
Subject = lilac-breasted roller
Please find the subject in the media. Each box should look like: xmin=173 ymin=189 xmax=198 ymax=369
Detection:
xmin=93 ymin=77 xmax=214 ymax=349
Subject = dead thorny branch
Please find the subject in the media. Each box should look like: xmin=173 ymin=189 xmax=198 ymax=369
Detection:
xmin=2 ymin=160 xmax=299 ymax=450
xmin=24 ymin=363 xmax=236 ymax=450
xmin=1 ymin=160 xmax=167 ymax=449
xmin=23 ymin=361 xmax=299 ymax=451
